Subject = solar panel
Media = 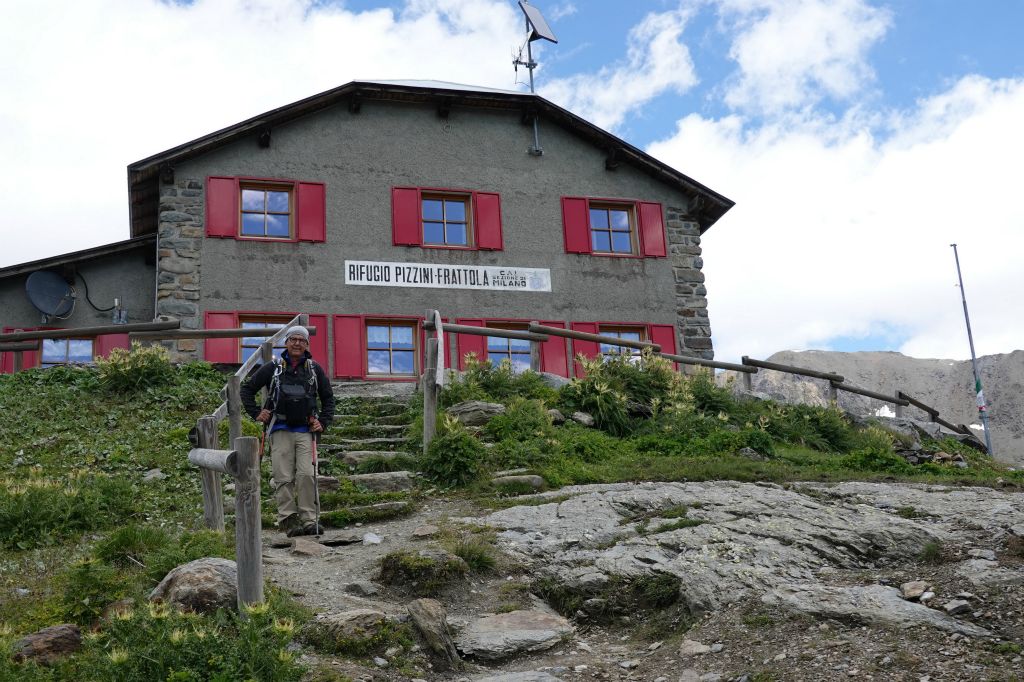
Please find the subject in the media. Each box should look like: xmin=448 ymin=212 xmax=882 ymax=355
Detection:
xmin=519 ymin=1 xmax=558 ymax=43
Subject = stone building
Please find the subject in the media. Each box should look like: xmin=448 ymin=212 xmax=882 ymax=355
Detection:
xmin=1 ymin=80 xmax=732 ymax=378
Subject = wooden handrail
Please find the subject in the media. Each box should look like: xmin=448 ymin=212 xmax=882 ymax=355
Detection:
xmin=742 ymin=356 xmax=844 ymax=383
xmin=0 ymin=341 xmax=40 ymax=352
xmin=831 ymin=381 xmax=910 ymax=406
xmin=130 ymin=326 xmax=317 ymax=341
xmin=424 ymin=321 xmax=548 ymax=342
xmin=896 ymin=391 xmax=940 ymax=417
xmin=528 ymin=323 xmax=661 ymax=352
xmin=0 ymin=320 xmax=179 ymax=342
xmin=658 ymin=352 xmax=757 ymax=373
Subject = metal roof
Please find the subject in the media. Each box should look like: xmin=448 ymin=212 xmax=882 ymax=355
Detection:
xmin=0 ymin=235 xmax=156 ymax=281
xmin=128 ymin=80 xmax=733 ymax=237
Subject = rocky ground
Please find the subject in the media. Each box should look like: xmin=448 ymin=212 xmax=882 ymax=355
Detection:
xmin=262 ymin=479 xmax=1024 ymax=681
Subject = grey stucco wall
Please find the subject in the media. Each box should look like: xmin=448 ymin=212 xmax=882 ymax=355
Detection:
xmin=156 ymin=99 xmax=716 ymax=366
xmin=0 ymin=249 xmax=155 ymax=333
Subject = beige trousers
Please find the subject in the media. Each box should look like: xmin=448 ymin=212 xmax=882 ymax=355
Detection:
xmin=269 ymin=430 xmax=316 ymax=525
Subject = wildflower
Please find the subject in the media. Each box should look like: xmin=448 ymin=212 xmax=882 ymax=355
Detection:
xmin=192 ymin=627 xmax=207 ymax=640
xmin=716 ymin=411 xmax=729 ymax=422
xmin=148 ymin=602 xmax=170 ymax=620
xmin=242 ymin=601 xmax=269 ymax=616
xmin=108 ymin=647 xmax=129 ymax=665
xmin=0 ymin=623 xmax=13 ymax=637
xmin=112 ymin=607 xmax=134 ymax=621
xmin=170 ymin=629 xmax=187 ymax=645
xmin=272 ymin=618 xmax=295 ymax=636
xmin=277 ymin=649 xmax=294 ymax=664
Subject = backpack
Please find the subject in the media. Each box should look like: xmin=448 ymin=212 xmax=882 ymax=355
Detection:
xmin=270 ymin=357 xmax=320 ymax=427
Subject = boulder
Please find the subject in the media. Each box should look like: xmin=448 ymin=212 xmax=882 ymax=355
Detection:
xmin=570 ymin=411 xmax=595 ymax=427
xmin=407 ymin=598 xmax=462 ymax=670
xmin=446 ymin=400 xmax=506 ymax=426
xmin=762 ymin=583 xmax=990 ymax=637
xmin=346 ymin=471 xmax=414 ymax=492
xmin=492 ymin=475 xmax=545 ymax=491
xmin=454 ymin=607 xmax=574 ymax=660
xmin=957 ymin=559 xmax=1022 ymax=587
xmin=11 ymin=624 xmax=81 ymax=666
xmin=344 ymin=581 xmax=380 ymax=597
xmin=547 ymin=408 xmax=566 ymax=424
xmin=900 ymin=580 xmax=929 ymax=600
xmin=316 ymin=609 xmax=388 ymax=642
xmin=291 ymin=538 xmax=326 ymax=557
xmin=149 ymin=557 xmax=237 ymax=613
xmin=537 ymin=372 xmax=570 ymax=390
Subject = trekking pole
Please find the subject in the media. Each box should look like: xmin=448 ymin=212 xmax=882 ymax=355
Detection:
xmin=312 ymin=430 xmax=321 ymax=536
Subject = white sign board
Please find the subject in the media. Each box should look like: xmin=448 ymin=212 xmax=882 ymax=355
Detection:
xmin=345 ymin=260 xmax=552 ymax=292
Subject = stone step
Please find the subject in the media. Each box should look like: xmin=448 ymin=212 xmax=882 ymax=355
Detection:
xmin=330 ymin=380 xmax=418 ymax=400
xmin=346 ymin=471 xmax=416 ymax=492
xmin=320 ymin=437 xmax=410 ymax=452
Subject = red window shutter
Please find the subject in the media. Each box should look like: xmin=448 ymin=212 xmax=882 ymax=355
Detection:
xmin=204 ymin=311 xmax=239 ymax=363
xmin=455 ymin=318 xmax=486 ymax=370
xmin=333 ymin=315 xmax=365 ymax=379
xmin=562 ymin=197 xmax=592 ymax=254
xmin=296 ymin=182 xmax=326 ymax=242
xmin=570 ymin=322 xmax=599 ymax=377
xmin=638 ymin=201 xmax=667 ymax=257
xmin=306 ymin=314 xmax=329 ymax=369
xmin=648 ymin=324 xmax=678 ymax=369
xmin=539 ymin=320 xmax=568 ymax=377
xmin=3 ymin=327 xmax=40 ymax=369
xmin=95 ymin=334 xmax=130 ymax=359
xmin=392 ymin=187 xmax=422 ymax=246
xmin=206 ymin=176 xmax=239 ymax=238
xmin=473 ymin=192 xmax=503 ymax=250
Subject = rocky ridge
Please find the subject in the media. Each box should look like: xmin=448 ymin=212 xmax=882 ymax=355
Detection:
xmin=720 ymin=350 xmax=1024 ymax=465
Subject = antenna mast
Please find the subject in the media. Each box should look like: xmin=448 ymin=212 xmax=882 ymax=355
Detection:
xmin=950 ymin=243 xmax=994 ymax=456
xmin=513 ymin=1 xmax=557 ymax=156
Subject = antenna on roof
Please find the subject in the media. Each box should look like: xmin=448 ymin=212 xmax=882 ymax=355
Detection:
xmin=513 ymin=0 xmax=557 ymax=156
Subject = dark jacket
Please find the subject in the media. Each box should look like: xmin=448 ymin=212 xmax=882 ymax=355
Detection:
xmin=240 ymin=350 xmax=335 ymax=431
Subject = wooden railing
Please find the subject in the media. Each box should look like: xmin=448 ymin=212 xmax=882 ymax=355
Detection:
xmin=419 ymin=310 xmax=981 ymax=452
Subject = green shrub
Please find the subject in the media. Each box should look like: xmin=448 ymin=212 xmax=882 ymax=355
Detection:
xmin=452 ymin=538 xmax=497 ymax=572
xmin=484 ymin=398 xmax=554 ymax=442
xmin=61 ymin=558 xmax=126 ymax=625
xmin=488 ymin=437 xmax=557 ymax=469
xmin=420 ymin=416 xmax=486 ymax=487
xmin=686 ymin=368 xmax=734 ymax=414
xmin=555 ymin=424 xmax=627 ymax=463
xmin=95 ymin=524 xmax=173 ymax=568
xmin=560 ymin=374 xmax=632 ymax=436
xmin=441 ymin=355 xmax=557 ymax=406
xmin=95 ymin=342 xmax=175 ymax=391
xmin=0 ymin=471 xmax=134 ymax=550
xmin=144 ymin=529 xmax=235 ymax=584
xmin=842 ymin=445 xmax=913 ymax=474
xmin=355 ymin=453 xmax=418 ymax=474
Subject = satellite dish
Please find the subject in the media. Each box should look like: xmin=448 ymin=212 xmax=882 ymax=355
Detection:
xmin=25 ymin=270 xmax=76 ymax=320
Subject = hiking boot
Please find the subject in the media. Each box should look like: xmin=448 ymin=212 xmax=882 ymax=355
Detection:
xmin=277 ymin=513 xmax=301 ymax=534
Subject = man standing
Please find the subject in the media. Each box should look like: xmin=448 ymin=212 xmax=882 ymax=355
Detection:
xmin=241 ymin=326 xmax=334 ymax=536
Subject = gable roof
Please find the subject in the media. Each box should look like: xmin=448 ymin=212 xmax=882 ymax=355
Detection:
xmin=0 ymin=235 xmax=156 ymax=281
xmin=128 ymin=80 xmax=733 ymax=237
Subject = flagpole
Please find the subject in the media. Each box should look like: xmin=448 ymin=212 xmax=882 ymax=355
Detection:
xmin=950 ymin=243 xmax=993 ymax=456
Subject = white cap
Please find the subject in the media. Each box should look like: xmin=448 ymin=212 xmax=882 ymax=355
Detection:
xmin=284 ymin=325 xmax=309 ymax=341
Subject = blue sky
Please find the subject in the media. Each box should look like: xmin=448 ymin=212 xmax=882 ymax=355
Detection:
xmin=1 ymin=0 xmax=1022 ymax=362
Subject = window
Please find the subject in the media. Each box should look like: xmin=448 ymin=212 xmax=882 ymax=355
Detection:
xmin=589 ymin=204 xmax=636 ymax=254
xmin=240 ymin=185 xmax=291 ymax=239
xmin=206 ymin=176 xmax=326 ymax=242
xmin=561 ymin=197 xmax=667 ymax=257
xmin=366 ymin=322 xmax=417 ymax=376
xmin=392 ymin=187 xmax=503 ymax=250
xmin=486 ymin=324 xmax=531 ymax=373
xmin=239 ymin=316 xmax=291 ymax=364
xmin=599 ymin=326 xmax=645 ymax=362
xmin=422 ymin=195 xmax=470 ymax=247
xmin=41 ymin=338 xmax=93 ymax=368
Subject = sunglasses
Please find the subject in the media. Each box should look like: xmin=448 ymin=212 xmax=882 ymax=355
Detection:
xmin=286 ymin=337 xmax=308 ymax=344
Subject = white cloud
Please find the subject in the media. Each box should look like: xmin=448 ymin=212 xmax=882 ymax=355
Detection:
xmin=647 ymin=75 xmax=1024 ymax=362
xmin=539 ymin=8 xmax=698 ymax=130
xmin=714 ymin=0 xmax=892 ymax=114
xmin=548 ymin=2 xmax=578 ymax=21
xmin=0 ymin=0 xmax=523 ymax=267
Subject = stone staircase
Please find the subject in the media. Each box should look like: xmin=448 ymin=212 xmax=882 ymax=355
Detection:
xmin=317 ymin=383 xmax=419 ymax=493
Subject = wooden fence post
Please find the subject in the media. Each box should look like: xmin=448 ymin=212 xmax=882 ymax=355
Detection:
xmin=423 ymin=337 xmax=439 ymax=455
xmin=13 ymin=352 xmax=23 ymax=373
xmin=259 ymin=340 xmax=274 ymax=405
xmin=742 ymin=371 xmax=752 ymax=393
xmin=233 ymin=435 xmax=264 ymax=610
xmin=894 ymin=391 xmax=903 ymax=418
xmin=529 ymin=320 xmax=541 ymax=372
xmin=196 ymin=416 xmax=225 ymax=532
xmin=227 ymin=375 xmax=242 ymax=450
xmin=828 ymin=382 xmax=839 ymax=405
